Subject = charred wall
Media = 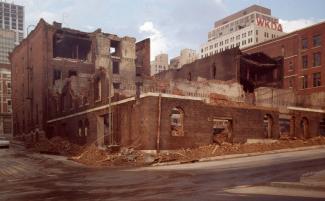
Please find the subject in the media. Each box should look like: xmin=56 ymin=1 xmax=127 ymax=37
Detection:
xmin=136 ymin=38 xmax=151 ymax=77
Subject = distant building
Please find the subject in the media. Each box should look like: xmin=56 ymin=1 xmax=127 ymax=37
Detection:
xmin=0 ymin=66 xmax=11 ymax=136
xmin=0 ymin=1 xmax=23 ymax=136
xmin=0 ymin=29 xmax=15 ymax=64
xmin=0 ymin=1 xmax=24 ymax=43
xmin=170 ymin=48 xmax=197 ymax=69
xmin=200 ymin=5 xmax=284 ymax=59
xmin=150 ymin=53 xmax=168 ymax=75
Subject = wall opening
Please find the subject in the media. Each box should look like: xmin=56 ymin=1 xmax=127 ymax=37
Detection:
xmin=301 ymin=117 xmax=309 ymax=138
xmin=94 ymin=77 xmax=102 ymax=101
xmin=170 ymin=107 xmax=184 ymax=136
xmin=263 ymin=114 xmax=273 ymax=138
xmin=110 ymin=40 xmax=120 ymax=57
xmin=68 ymin=70 xmax=77 ymax=77
xmin=212 ymin=118 xmax=233 ymax=144
xmin=112 ymin=61 xmax=119 ymax=74
xmin=78 ymin=120 xmax=83 ymax=136
xmin=53 ymin=69 xmax=62 ymax=84
xmin=320 ymin=118 xmax=325 ymax=136
xmin=212 ymin=63 xmax=217 ymax=79
xmin=187 ymin=72 xmax=192 ymax=81
xmin=53 ymin=30 xmax=91 ymax=61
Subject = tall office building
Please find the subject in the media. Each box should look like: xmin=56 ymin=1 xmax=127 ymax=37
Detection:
xmin=0 ymin=1 xmax=24 ymax=136
xmin=0 ymin=1 xmax=24 ymax=43
xmin=0 ymin=29 xmax=15 ymax=64
xmin=200 ymin=5 xmax=284 ymax=59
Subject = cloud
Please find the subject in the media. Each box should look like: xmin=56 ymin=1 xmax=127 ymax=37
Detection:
xmin=139 ymin=21 xmax=168 ymax=60
xmin=279 ymin=18 xmax=321 ymax=33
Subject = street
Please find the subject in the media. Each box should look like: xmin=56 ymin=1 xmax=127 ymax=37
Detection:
xmin=1 ymin=148 xmax=325 ymax=201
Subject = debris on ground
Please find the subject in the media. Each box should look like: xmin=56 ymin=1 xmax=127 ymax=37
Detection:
xmin=31 ymin=136 xmax=83 ymax=156
xmin=155 ymin=136 xmax=325 ymax=164
xmin=29 ymin=136 xmax=325 ymax=167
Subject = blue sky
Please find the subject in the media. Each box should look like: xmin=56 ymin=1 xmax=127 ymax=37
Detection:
xmin=14 ymin=0 xmax=325 ymax=60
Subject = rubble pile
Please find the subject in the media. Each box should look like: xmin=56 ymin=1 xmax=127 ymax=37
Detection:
xmin=156 ymin=136 xmax=325 ymax=163
xmin=32 ymin=136 xmax=83 ymax=156
xmin=71 ymin=146 xmax=149 ymax=167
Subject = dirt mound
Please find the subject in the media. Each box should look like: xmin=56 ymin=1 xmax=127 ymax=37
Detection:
xmin=71 ymin=146 xmax=147 ymax=167
xmin=33 ymin=136 xmax=82 ymax=156
xmin=156 ymin=136 xmax=325 ymax=163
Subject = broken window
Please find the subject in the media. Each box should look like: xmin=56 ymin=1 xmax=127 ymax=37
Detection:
xmin=113 ymin=82 xmax=120 ymax=89
xmin=84 ymin=119 xmax=89 ymax=136
xmin=212 ymin=63 xmax=217 ymax=79
xmin=94 ymin=78 xmax=102 ymax=101
xmin=110 ymin=40 xmax=120 ymax=56
xmin=263 ymin=114 xmax=273 ymax=138
xmin=170 ymin=107 xmax=184 ymax=136
xmin=53 ymin=69 xmax=62 ymax=84
xmin=301 ymin=117 xmax=309 ymax=138
xmin=53 ymin=30 xmax=91 ymax=61
xmin=187 ymin=72 xmax=192 ymax=81
xmin=68 ymin=70 xmax=77 ymax=77
xmin=78 ymin=120 xmax=83 ymax=136
xmin=112 ymin=61 xmax=119 ymax=74
xmin=320 ymin=118 xmax=325 ymax=136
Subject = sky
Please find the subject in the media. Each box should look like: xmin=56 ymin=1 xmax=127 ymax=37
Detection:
xmin=11 ymin=0 xmax=325 ymax=60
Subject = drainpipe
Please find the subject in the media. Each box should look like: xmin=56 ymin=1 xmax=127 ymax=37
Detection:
xmin=156 ymin=94 xmax=162 ymax=153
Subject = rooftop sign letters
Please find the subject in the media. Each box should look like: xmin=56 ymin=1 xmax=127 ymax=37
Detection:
xmin=256 ymin=18 xmax=283 ymax=32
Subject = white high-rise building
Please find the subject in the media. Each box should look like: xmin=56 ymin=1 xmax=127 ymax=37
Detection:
xmin=200 ymin=5 xmax=284 ymax=59
xmin=170 ymin=48 xmax=198 ymax=69
xmin=0 ymin=1 xmax=24 ymax=43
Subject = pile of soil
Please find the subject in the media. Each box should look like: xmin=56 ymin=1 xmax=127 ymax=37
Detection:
xmin=71 ymin=146 xmax=146 ymax=167
xmin=156 ymin=136 xmax=325 ymax=163
xmin=32 ymin=136 xmax=83 ymax=156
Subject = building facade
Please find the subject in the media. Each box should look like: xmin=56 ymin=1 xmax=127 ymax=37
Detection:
xmin=170 ymin=48 xmax=197 ymax=69
xmin=243 ymin=22 xmax=325 ymax=94
xmin=0 ymin=66 xmax=11 ymax=136
xmin=0 ymin=28 xmax=15 ymax=64
xmin=150 ymin=53 xmax=168 ymax=75
xmin=200 ymin=5 xmax=284 ymax=59
xmin=10 ymin=19 xmax=149 ymax=144
xmin=0 ymin=1 xmax=24 ymax=43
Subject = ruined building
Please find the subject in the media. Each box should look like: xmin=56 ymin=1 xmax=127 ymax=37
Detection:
xmin=156 ymin=48 xmax=283 ymax=93
xmin=10 ymin=19 xmax=324 ymax=151
xmin=10 ymin=19 xmax=150 ymax=145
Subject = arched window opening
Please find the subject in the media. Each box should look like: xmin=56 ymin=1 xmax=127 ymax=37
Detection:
xmin=170 ymin=107 xmax=184 ymax=136
xmin=263 ymin=114 xmax=273 ymax=138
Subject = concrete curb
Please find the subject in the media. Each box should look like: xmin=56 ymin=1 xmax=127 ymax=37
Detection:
xmin=152 ymin=145 xmax=325 ymax=167
xmin=270 ymin=182 xmax=325 ymax=192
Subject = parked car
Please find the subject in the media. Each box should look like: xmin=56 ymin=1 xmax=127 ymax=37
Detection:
xmin=0 ymin=136 xmax=10 ymax=148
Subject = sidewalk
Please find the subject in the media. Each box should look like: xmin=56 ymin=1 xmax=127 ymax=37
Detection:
xmin=271 ymin=170 xmax=325 ymax=192
xmin=152 ymin=144 xmax=325 ymax=166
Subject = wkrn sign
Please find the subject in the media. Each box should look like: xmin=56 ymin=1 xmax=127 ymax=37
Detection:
xmin=256 ymin=18 xmax=283 ymax=32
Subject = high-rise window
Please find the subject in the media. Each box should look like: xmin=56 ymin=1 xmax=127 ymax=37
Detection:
xmin=313 ymin=52 xmax=321 ymax=67
xmin=302 ymin=55 xmax=308 ymax=69
xmin=313 ymin=72 xmax=321 ymax=87
xmin=313 ymin=34 xmax=321 ymax=47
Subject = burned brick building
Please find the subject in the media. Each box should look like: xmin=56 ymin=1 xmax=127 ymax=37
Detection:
xmin=10 ymin=19 xmax=149 ymax=143
xmin=10 ymin=19 xmax=324 ymax=151
xmin=156 ymin=48 xmax=283 ymax=92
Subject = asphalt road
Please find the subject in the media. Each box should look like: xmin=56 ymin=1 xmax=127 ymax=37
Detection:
xmin=1 ymin=147 xmax=325 ymax=201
